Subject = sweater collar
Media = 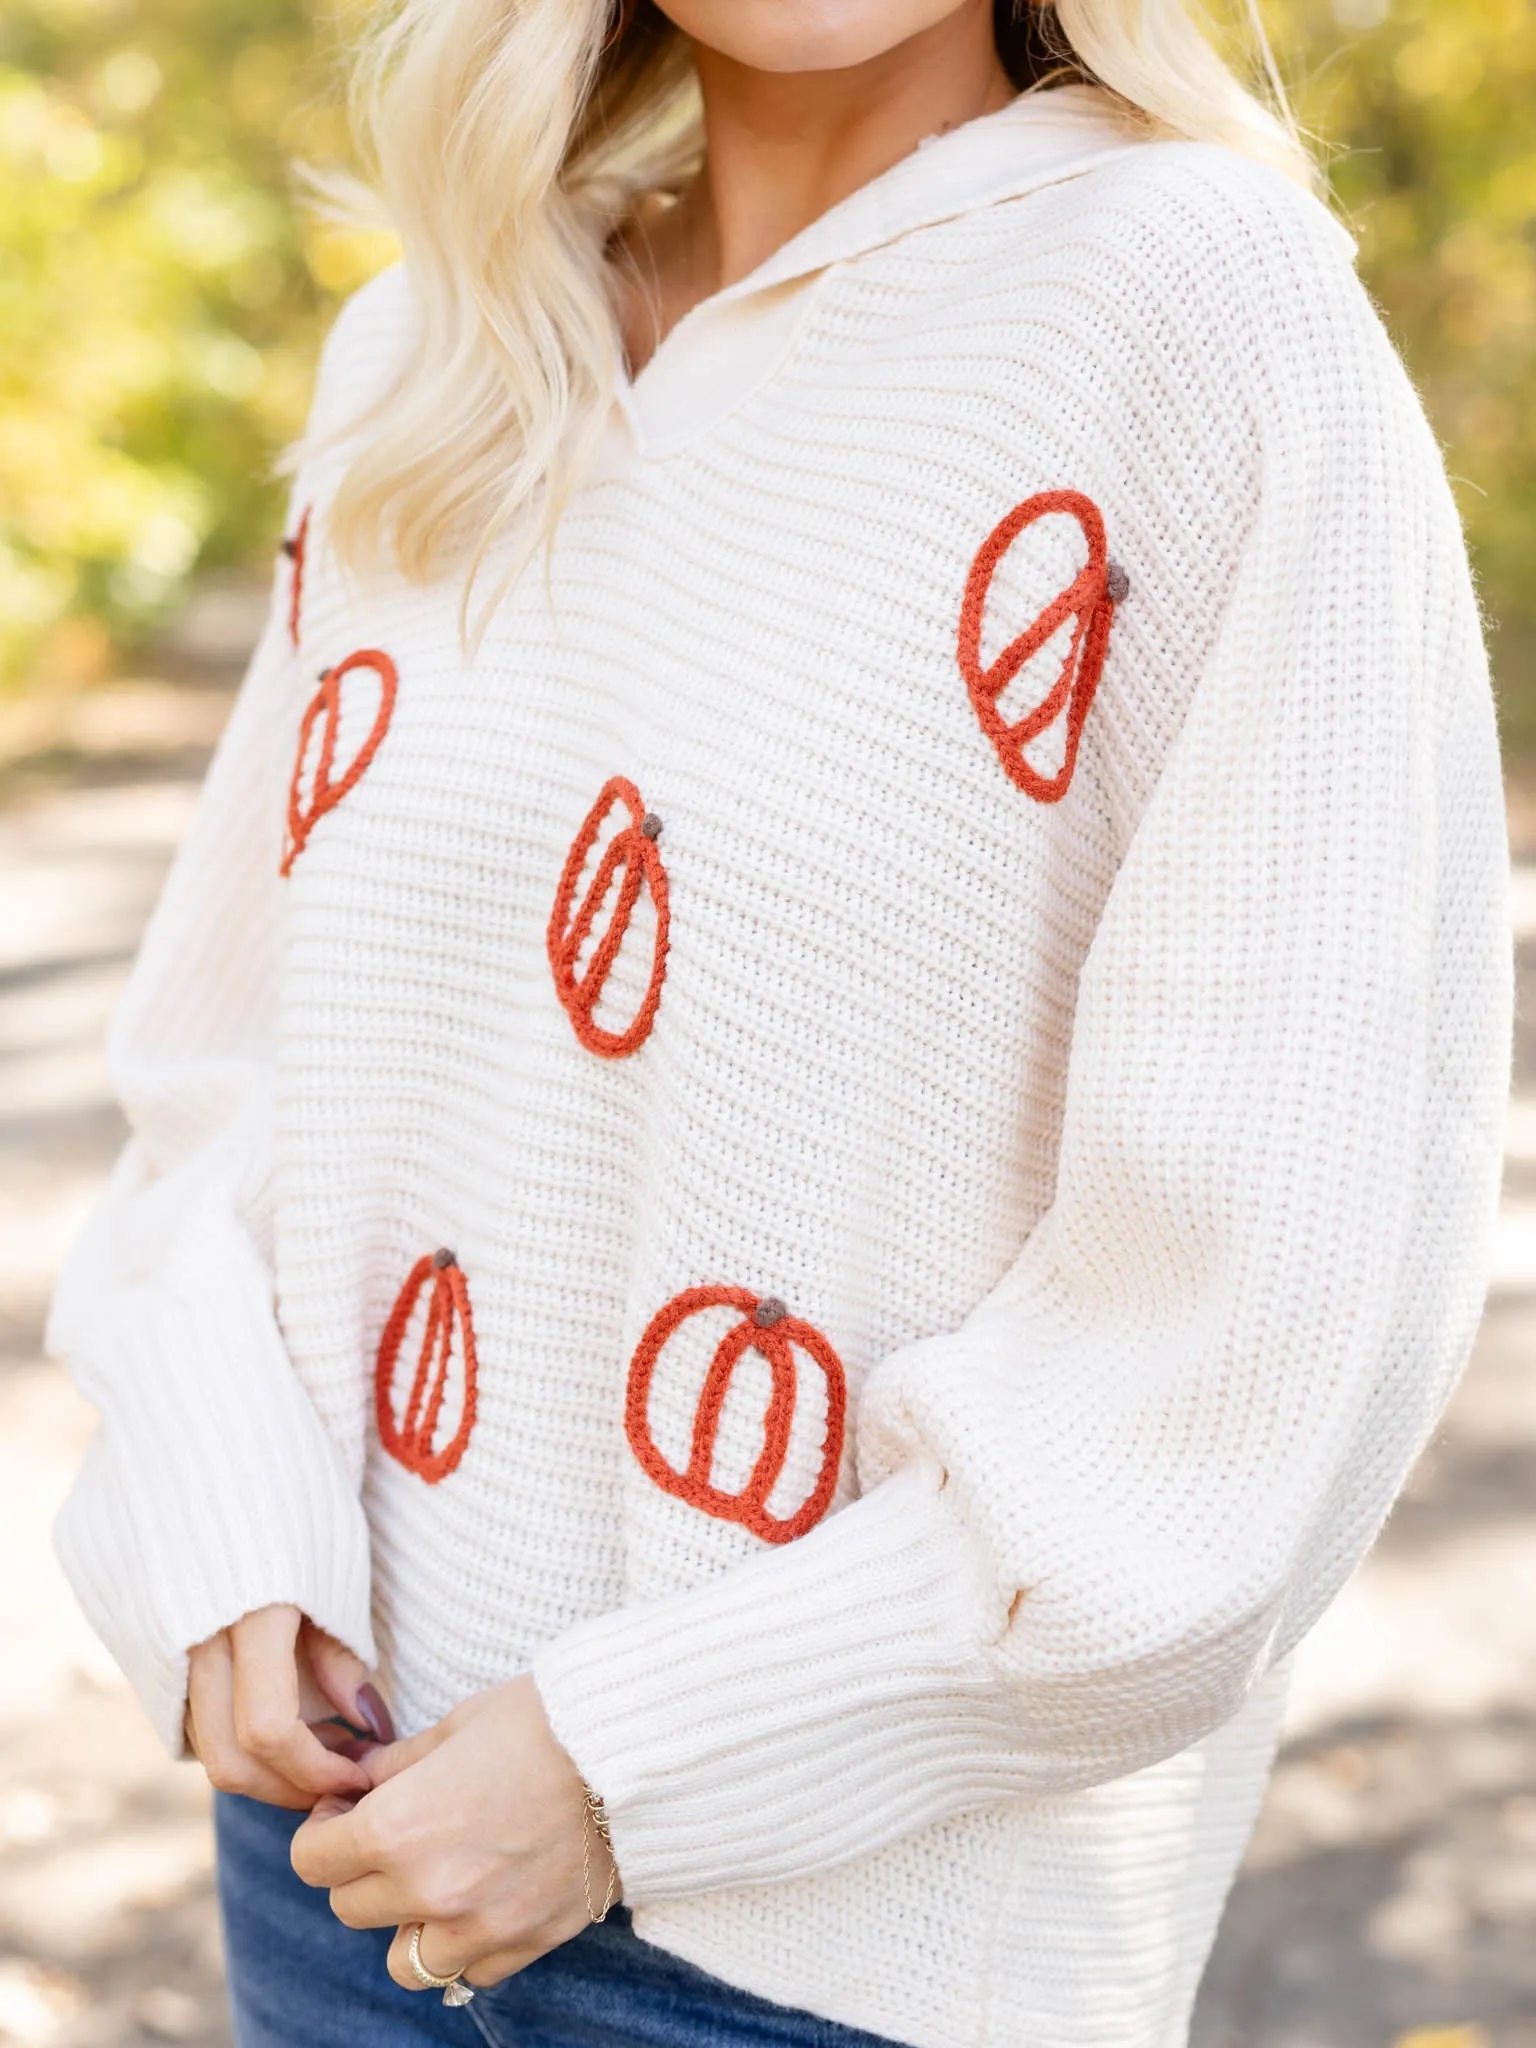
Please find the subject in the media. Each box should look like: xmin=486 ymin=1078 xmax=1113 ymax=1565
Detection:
xmin=613 ymin=84 xmax=1147 ymax=455
xmin=701 ymin=83 xmax=1143 ymax=299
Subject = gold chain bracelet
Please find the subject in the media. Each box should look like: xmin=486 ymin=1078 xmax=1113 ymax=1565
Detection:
xmin=581 ymin=1779 xmax=618 ymax=1924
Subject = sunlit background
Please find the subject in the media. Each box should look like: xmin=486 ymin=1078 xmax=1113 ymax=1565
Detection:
xmin=2 ymin=0 xmax=1533 ymax=736
xmin=1 ymin=3 xmax=1533 ymax=2045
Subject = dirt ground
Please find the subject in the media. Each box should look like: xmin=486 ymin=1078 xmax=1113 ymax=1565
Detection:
xmin=1 ymin=592 xmax=1532 ymax=2048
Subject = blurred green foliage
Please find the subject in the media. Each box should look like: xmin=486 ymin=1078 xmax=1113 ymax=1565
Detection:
xmin=0 ymin=0 xmax=391 ymax=687
xmin=1275 ymin=0 xmax=1536 ymax=744
xmin=1 ymin=0 xmax=1533 ymax=737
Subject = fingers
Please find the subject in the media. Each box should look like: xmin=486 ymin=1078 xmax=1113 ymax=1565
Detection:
xmin=356 ymin=1721 xmax=448 ymax=1789
xmin=302 ymin=1621 xmax=396 ymax=1743
xmin=387 ymin=1922 xmax=445 ymax=1993
xmin=290 ymin=1789 xmax=383 ymax=1890
xmin=463 ymin=1947 xmax=534 ymax=1990
xmin=184 ymin=1607 xmax=374 ymax=1808
xmin=186 ymin=1631 xmax=316 ymax=1810
xmin=385 ymin=1920 xmax=527 ymax=1994
xmin=325 ymin=1873 xmax=416 ymax=1931
xmin=317 ymin=1843 xmax=468 ymax=1932
xmin=311 ymin=1719 xmax=376 ymax=1763
xmin=322 ymin=1839 xmax=485 ymax=1931
xmin=290 ymin=1722 xmax=455 ymax=1891
xmin=386 ymin=1922 xmax=536 ymax=1992
xmin=308 ymin=1792 xmax=363 ymax=1825
xmin=230 ymin=1608 xmax=370 ymax=1800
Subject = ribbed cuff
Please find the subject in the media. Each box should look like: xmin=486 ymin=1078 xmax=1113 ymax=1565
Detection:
xmin=532 ymin=1465 xmax=1011 ymax=1901
xmin=52 ymin=1230 xmax=374 ymax=1756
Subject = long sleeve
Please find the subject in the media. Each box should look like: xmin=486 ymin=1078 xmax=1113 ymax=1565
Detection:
xmin=48 ymin=379 xmax=379 ymax=1755
xmin=532 ymin=183 xmax=1513 ymax=1900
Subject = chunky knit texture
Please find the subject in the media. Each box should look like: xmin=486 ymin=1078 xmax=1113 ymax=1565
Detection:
xmin=50 ymin=88 xmax=1511 ymax=2048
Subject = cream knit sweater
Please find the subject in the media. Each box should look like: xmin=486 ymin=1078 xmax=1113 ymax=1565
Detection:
xmin=50 ymin=87 xmax=1511 ymax=2048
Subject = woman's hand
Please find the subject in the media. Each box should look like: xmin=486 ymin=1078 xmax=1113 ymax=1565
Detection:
xmin=185 ymin=1603 xmax=394 ymax=1810
xmin=289 ymin=1675 xmax=613 ymax=1990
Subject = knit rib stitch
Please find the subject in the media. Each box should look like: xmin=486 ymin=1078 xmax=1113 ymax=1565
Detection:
xmin=49 ymin=91 xmax=1511 ymax=2048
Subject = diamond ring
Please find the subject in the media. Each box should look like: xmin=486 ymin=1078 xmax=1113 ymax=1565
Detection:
xmin=406 ymin=1923 xmax=476 ymax=2007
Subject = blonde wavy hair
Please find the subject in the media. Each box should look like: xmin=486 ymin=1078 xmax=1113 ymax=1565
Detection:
xmin=315 ymin=0 xmax=1313 ymax=630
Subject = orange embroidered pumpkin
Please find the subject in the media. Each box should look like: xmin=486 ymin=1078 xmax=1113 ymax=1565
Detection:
xmin=625 ymin=1285 xmax=847 ymax=1545
xmin=546 ymin=775 xmax=670 ymax=1057
xmin=957 ymin=488 xmax=1125 ymax=803
xmin=281 ymin=648 xmax=397 ymax=876
xmin=374 ymin=1249 xmax=479 ymax=1483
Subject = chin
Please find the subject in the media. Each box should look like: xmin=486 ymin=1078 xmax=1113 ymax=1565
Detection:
xmin=654 ymin=0 xmax=970 ymax=74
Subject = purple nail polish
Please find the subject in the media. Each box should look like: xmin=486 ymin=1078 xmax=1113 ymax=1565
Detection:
xmin=356 ymin=1684 xmax=396 ymax=1745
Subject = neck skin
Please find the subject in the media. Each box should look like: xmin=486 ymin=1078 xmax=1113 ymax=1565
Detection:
xmin=618 ymin=5 xmax=1014 ymax=374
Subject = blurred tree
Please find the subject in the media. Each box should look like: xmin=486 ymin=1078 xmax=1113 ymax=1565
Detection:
xmin=1269 ymin=0 xmax=1536 ymax=745
xmin=1 ymin=0 xmax=1532 ymax=739
xmin=0 ymin=0 xmax=390 ymax=687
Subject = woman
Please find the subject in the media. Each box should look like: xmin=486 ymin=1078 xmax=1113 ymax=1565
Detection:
xmin=50 ymin=0 xmax=1511 ymax=2043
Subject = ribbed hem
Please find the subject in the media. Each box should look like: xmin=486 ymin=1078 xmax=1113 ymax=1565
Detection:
xmin=52 ymin=1227 xmax=374 ymax=1756
xmin=532 ymin=1466 xmax=1012 ymax=1900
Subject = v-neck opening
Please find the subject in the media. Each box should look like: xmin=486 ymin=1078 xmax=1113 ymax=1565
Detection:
xmin=608 ymin=83 xmax=1149 ymax=454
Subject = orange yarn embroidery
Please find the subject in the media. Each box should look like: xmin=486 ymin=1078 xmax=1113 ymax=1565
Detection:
xmin=625 ymin=1285 xmax=847 ymax=1545
xmin=547 ymin=776 xmax=670 ymax=1058
xmin=281 ymin=506 xmax=310 ymax=649
xmin=280 ymin=648 xmax=398 ymax=877
xmin=957 ymin=489 xmax=1125 ymax=803
xmin=375 ymin=1249 xmax=480 ymax=1483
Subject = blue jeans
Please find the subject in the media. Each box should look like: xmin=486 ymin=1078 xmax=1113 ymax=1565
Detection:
xmin=216 ymin=1793 xmax=902 ymax=2047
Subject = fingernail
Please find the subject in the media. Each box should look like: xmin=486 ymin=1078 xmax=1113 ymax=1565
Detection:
xmin=356 ymin=1683 xmax=396 ymax=1745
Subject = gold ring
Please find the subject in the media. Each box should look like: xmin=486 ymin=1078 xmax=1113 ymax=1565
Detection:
xmin=406 ymin=1923 xmax=476 ymax=2007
